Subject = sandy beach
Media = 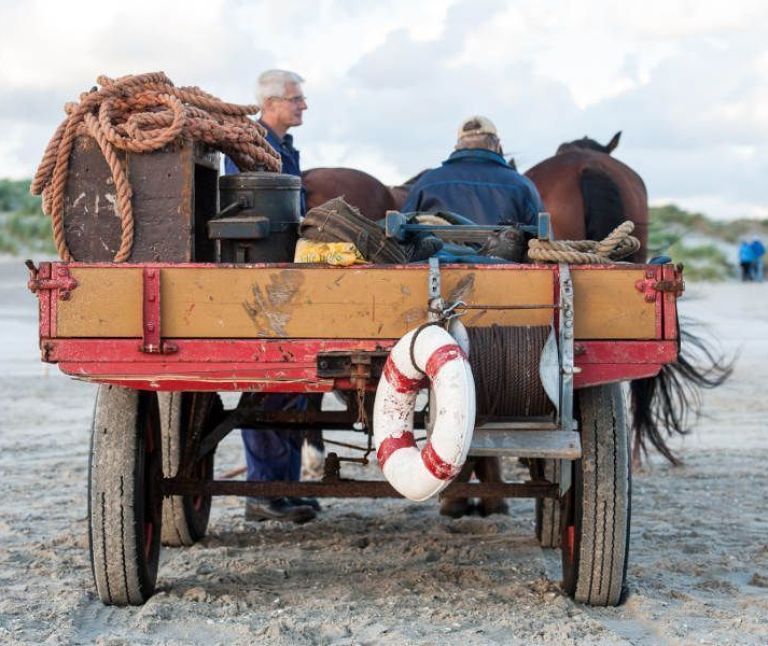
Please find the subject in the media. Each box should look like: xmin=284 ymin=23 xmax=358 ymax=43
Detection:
xmin=0 ymin=259 xmax=766 ymax=645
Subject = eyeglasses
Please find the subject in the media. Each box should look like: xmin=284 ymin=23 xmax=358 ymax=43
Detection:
xmin=271 ymin=95 xmax=307 ymax=105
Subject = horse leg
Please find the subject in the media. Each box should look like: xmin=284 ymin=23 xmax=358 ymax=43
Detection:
xmin=439 ymin=459 xmax=475 ymax=518
xmin=475 ymin=456 xmax=509 ymax=517
xmin=301 ymin=394 xmax=325 ymax=481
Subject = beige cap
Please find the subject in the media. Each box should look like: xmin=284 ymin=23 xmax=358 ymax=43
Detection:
xmin=457 ymin=115 xmax=497 ymax=141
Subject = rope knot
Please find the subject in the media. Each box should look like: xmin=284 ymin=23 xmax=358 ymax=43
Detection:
xmin=527 ymin=220 xmax=641 ymax=264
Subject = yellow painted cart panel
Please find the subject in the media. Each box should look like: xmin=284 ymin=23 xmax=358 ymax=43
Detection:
xmin=54 ymin=265 xmax=657 ymax=340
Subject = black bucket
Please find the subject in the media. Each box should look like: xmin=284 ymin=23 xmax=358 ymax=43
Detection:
xmin=210 ymin=172 xmax=301 ymax=263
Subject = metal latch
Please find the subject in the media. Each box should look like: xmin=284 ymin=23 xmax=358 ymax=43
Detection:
xmin=635 ymin=271 xmax=685 ymax=302
xmin=26 ymin=261 xmax=78 ymax=300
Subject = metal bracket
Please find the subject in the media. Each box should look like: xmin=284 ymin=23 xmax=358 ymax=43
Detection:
xmin=140 ymin=267 xmax=177 ymax=354
xmin=26 ymin=261 xmax=78 ymax=300
xmin=558 ymin=264 xmax=575 ymax=430
xmin=427 ymin=256 xmax=443 ymax=321
xmin=558 ymin=264 xmax=575 ymax=495
xmin=635 ymin=270 xmax=685 ymax=303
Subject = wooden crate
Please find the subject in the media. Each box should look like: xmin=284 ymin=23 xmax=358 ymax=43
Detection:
xmin=62 ymin=136 xmax=220 ymax=262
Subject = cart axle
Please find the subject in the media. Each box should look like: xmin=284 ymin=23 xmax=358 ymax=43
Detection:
xmin=161 ymin=478 xmax=559 ymax=499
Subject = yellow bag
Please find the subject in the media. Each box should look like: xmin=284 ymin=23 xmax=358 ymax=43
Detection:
xmin=293 ymin=238 xmax=367 ymax=266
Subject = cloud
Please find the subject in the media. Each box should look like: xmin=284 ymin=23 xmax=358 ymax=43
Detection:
xmin=0 ymin=0 xmax=766 ymax=220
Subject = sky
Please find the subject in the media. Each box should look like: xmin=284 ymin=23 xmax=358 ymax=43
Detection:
xmin=1 ymin=0 xmax=767 ymax=220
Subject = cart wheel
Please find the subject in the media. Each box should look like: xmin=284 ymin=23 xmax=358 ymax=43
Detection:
xmin=534 ymin=459 xmax=561 ymax=548
xmin=88 ymin=385 xmax=162 ymax=606
xmin=561 ymin=383 xmax=631 ymax=606
xmin=159 ymin=392 xmax=222 ymax=547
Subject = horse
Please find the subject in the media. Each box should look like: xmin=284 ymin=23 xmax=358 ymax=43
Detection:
xmin=302 ymin=167 xmax=403 ymax=220
xmin=525 ymin=131 xmax=648 ymax=262
xmin=525 ymin=132 xmax=731 ymax=465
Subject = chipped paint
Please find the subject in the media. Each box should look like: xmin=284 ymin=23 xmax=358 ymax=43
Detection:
xmin=242 ymin=270 xmax=305 ymax=336
xmin=448 ymin=273 xmax=475 ymax=303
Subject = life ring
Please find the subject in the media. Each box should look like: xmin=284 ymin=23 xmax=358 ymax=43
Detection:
xmin=373 ymin=324 xmax=476 ymax=501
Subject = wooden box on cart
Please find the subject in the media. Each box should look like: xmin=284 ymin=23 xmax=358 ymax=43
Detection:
xmin=62 ymin=135 xmax=220 ymax=262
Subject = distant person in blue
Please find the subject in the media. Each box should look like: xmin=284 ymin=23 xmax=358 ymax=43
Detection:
xmin=226 ymin=70 xmax=317 ymax=524
xmin=401 ymin=115 xmax=543 ymax=226
xmin=750 ymin=238 xmax=765 ymax=282
xmin=739 ymin=241 xmax=757 ymax=281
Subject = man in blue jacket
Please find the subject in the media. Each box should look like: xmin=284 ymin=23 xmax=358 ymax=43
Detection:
xmin=401 ymin=115 xmax=543 ymax=225
xmin=226 ymin=70 xmax=317 ymax=523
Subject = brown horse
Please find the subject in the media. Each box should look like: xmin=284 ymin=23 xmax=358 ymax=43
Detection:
xmin=303 ymin=167 xmax=403 ymax=220
xmin=525 ymin=132 xmax=648 ymax=262
xmin=525 ymin=133 xmax=731 ymax=464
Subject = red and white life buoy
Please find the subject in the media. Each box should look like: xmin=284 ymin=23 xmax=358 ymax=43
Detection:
xmin=373 ymin=324 xmax=476 ymax=501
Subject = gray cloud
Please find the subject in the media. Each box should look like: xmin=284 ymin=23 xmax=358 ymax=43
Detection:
xmin=1 ymin=0 xmax=766 ymax=220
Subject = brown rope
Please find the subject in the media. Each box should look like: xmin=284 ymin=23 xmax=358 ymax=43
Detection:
xmin=31 ymin=71 xmax=281 ymax=262
xmin=528 ymin=220 xmax=641 ymax=264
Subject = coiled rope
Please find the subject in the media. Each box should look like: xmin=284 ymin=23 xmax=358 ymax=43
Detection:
xmin=528 ymin=220 xmax=640 ymax=264
xmin=31 ymin=71 xmax=282 ymax=262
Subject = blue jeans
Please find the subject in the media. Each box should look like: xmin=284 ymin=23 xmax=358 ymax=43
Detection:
xmin=241 ymin=394 xmax=306 ymax=483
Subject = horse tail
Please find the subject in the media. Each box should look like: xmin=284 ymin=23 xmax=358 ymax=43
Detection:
xmin=630 ymin=318 xmax=734 ymax=465
xmin=580 ymin=168 xmax=627 ymax=242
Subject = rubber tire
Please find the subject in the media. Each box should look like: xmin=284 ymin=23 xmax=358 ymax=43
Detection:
xmin=88 ymin=385 xmax=162 ymax=606
xmin=561 ymin=383 xmax=631 ymax=606
xmin=534 ymin=459 xmax=561 ymax=548
xmin=159 ymin=392 xmax=221 ymax=547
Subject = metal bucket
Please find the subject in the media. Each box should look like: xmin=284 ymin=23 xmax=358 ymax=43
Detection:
xmin=211 ymin=172 xmax=301 ymax=263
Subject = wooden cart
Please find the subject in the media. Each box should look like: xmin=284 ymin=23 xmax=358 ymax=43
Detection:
xmin=27 ymin=255 xmax=683 ymax=607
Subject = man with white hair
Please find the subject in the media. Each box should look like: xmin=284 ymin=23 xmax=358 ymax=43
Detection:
xmin=225 ymin=69 xmax=308 ymax=212
xmin=401 ymin=115 xmax=543 ymax=226
xmin=226 ymin=70 xmax=318 ymax=523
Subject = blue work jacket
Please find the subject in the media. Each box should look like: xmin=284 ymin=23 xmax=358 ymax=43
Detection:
xmin=401 ymin=148 xmax=543 ymax=226
xmin=224 ymin=120 xmax=306 ymax=214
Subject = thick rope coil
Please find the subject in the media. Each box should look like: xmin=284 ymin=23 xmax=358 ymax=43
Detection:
xmin=31 ymin=72 xmax=281 ymax=262
xmin=527 ymin=220 xmax=640 ymax=264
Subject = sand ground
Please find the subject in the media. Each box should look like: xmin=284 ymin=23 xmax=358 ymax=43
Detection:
xmin=0 ymin=259 xmax=766 ymax=645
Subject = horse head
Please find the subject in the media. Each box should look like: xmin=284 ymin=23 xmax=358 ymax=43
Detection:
xmin=556 ymin=131 xmax=622 ymax=155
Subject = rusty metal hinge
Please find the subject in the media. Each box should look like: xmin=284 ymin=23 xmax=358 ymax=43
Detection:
xmin=635 ymin=274 xmax=685 ymax=302
xmin=26 ymin=260 xmax=78 ymax=300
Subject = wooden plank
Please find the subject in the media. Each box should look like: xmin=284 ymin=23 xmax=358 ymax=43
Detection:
xmin=158 ymin=266 xmax=556 ymax=339
xmin=57 ymin=267 xmax=143 ymax=337
xmin=572 ymin=268 xmax=657 ymax=339
xmin=55 ymin=265 xmax=657 ymax=340
xmin=469 ymin=429 xmax=582 ymax=458
xmin=442 ymin=267 xmax=554 ymax=327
